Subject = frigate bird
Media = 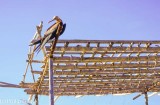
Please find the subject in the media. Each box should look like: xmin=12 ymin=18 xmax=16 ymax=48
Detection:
xmin=30 ymin=16 xmax=66 ymax=52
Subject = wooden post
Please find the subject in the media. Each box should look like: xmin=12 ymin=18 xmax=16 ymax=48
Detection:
xmin=48 ymin=22 xmax=60 ymax=105
xmin=49 ymin=57 xmax=54 ymax=105
xmin=35 ymin=94 xmax=39 ymax=105
xmin=144 ymin=92 xmax=148 ymax=105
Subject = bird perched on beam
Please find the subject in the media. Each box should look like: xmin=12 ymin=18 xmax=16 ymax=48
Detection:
xmin=30 ymin=16 xmax=66 ymax=53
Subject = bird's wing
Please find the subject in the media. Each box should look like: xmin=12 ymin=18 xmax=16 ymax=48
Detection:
xmin=47 ymin=23 xmax=56 ymax=31
xmin=34 ymin=36 xmax=50 ymax=53
xmin=60 ymin=23 xmax=66 ymax=35
xmin=29 ymin=38 xmax=42 ymax=46
xmin=35 ymin=23 xmax=59 ymax=53
xmin=37 ymin=25 xmax=58 ymax=52
xmin=43 ymin=23 xmax=59 ymax=42
xmin=44 ymin=23 xmax=59 ymax=37
xmin=40 ymin=35 xmax=51 ymax=49
xmin=34 ymin=21 xmax=64 ymax=54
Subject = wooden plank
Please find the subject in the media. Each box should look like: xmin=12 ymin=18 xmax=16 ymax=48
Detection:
xmin=50 ymin=56 xmax=160 ymax=62
xmin=27 ymin=55 xmax=160 ymax=63
xmin=45 ymin=46 xmax=160 ymax=52
xmin=25 ymin=88 xmax=160 ymax=96
xmin=48 ymin=39 xmax=160 ymax=44
xmin=32 ymin=69 xmax=160 ymax=75
xmin=45 ymin=62 xmax=160 ymax=69
xmin=46 ymin=51 xmax=160 ymax=54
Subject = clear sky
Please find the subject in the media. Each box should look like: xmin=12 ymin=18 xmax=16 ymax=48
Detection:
xmin=0 ymin=0 xmax=160 ymax=105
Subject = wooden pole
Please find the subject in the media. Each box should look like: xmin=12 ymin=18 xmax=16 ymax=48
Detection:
xmin=48 ymin=34 xmax=60 ymax=105
xmin=49 ymin=57 xmax=54 ymax=105
xmin=35 ymin=94 xmax=39 ymax=105
xmin=144 ymin=92 xmax=148 ymax=105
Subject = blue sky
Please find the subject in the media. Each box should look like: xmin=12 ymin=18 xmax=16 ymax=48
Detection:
xmin=0 ymin=0 xmax=160 ymax=105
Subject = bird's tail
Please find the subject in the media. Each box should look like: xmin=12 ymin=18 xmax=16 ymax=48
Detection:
xmin=29 ymin=38 xmax=42 ymax=55
xmin=60 ymin=23 xmax=66 ymax=35
xmin=29 ymin=38 xmax=42 ymax=46
xmin=33 ymin=44 xmax=41 ymax=54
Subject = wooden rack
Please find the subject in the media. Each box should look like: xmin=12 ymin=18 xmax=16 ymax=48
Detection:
xmin=20 ymin=39 xmax=160 ymax=96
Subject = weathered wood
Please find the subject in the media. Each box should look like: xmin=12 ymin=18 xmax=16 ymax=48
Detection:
xmin=49 ymin=57 xmax=54 ymax=105
xmin=32 ymin=69 xmax=160 ymax=75
xmin=45 ymin=46 xmax=160 ymax=52
xmin=43 ymin=75 xmax=160 ymax=80
xmin=21 ymin=39 xmax=160 ymax=97
xmin=46 ymin=51 xmax=160 ymax=54
xmin=20 ymin=81 xmax=154 ymax=88
xmin=48 ymin=39 xmax=160 ymax=44
xmin=25 ymin=88 xmax=160 ymax=96
xmin=0 ymin=82 xmax=21 ymax=88
xmin=27 ymin=55 xmax=160 ymax=63
xmin=40 ymin=62 xmax=160 ymax=69
xmin=35 ymin=57 xmax=48 ymax=94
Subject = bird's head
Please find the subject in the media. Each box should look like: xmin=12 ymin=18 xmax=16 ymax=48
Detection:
xmin=48 ymin=16 xmax=62 ymax=23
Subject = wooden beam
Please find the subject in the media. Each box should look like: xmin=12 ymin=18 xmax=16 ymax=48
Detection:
xmin=25 ymin=88 xmax=160 ymax=96
xmin=0 ymin=82 xmax=21 ymax=88
xmin=46 ymin=51 xmax=159 ymax=54
xmin=45 ymin=46 xmax=160 ymax=52
xmin=27 ymin=55 xmax=160 ymax=63
xmin=49 ymin=56 xmax=160 ymax=62
xmin=47 ymin=39 xmax=160 ymax=44
xmin=43 ymin=76 xmax=160 ymax=80
xmin=32 ymin=68 xmax=160 ymax=75
xmin=40 ymin=62 xmax=160 ymax=69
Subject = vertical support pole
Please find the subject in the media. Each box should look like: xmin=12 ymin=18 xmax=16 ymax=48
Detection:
xmin=49 ymin=57 xmax=54 ymax=105
xmin=144 ymin=92 xmax=148 ymax=105
xmin=35 ymin=94 xmax=39 ymax=105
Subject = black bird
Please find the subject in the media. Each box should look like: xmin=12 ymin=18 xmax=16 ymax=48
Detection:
xmin=30 ymin=16 xmax=66 ymax=52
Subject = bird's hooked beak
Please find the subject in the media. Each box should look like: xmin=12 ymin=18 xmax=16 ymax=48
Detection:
xmin=48 ymin=19 xmax=55 ymax=23
xmin=48 ymin=17 xmax=56 ymax=23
